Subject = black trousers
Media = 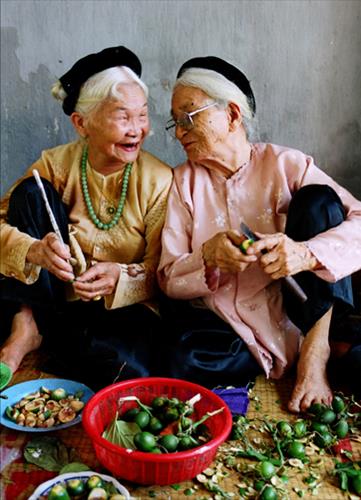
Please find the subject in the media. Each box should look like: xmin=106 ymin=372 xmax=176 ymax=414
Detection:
xmin=0 ymin=178 xmax=162 ymax=390
xmin=160 ymin=185 xmax=360 ymax=391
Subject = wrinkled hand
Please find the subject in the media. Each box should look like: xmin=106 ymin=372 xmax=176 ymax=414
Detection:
xmin=73 ymin=262 xmax=121 ymax=301
xmin=202 ymin=231 xmax=257 ymax=274
xmin=26 ymin=232 xmax=74 ymax=281
xmin=247 ymin=232 xmax=317 ymax=279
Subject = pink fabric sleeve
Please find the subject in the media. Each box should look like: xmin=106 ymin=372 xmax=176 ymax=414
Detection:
xmin=299 ymin=157 xmax=361 ymax=281
xmin=157 ymin=180 xmax=220 ymax=299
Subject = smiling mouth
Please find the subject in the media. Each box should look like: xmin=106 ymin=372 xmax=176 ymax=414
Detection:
xmin=118 ymin=142 xmax=140 ymax=152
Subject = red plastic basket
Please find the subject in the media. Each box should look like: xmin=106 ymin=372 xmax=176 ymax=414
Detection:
xmin=82 ymin=377 xmax=232 ymax=485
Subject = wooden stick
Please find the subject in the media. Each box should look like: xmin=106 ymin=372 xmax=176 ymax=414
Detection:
xmin=32 ymin=170 xmax=77 ymax=277
xmin=32 ymin=169 xmax=66 ymax=247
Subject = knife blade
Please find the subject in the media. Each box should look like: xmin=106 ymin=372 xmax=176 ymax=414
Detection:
xmin=240 ymin=222 xmax=308 ymax=303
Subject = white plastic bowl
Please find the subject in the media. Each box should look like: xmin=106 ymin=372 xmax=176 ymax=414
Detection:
xmin=27 ymin=471 xmax=130 ymax=499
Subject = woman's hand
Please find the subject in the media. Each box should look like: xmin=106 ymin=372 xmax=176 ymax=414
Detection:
xmin=73 ymin=262 xmax=121 ymax=301
xmin=26 ymin=233 xmax=74 ymax=281
xmin=202 ymin=230 xmax=257 ymax=273
xmin=247 ymin=233 xmax=318 ymax=279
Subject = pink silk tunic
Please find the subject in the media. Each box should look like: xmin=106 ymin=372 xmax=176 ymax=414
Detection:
xmin=158 ymin=143 xmax=361 ymax=379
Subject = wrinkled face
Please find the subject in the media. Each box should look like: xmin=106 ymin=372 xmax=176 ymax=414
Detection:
xmin=171 ymin=85 xmax=230 ymax=163
xmin=84 ymin=83 xmax=149 ymax=167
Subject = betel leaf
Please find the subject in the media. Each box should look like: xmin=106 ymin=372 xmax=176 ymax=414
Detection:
xmin=57 ymin=440 xmax=70 ymax=465
xmin=24 ymin=436 xmax=69 ymax=471
xmin=102 ymin=415 xmax=140 ymax=450
xmin=59 ymin=462 xmax=91 ymax=474
xmin=24 ymin=436 xmax=88 ymax=473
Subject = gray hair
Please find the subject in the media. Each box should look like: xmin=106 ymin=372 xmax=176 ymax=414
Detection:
xmin=51 ymin=66 xmax=148 ymax=118
xmin=174 ymin=67 xmax=257 ymax=139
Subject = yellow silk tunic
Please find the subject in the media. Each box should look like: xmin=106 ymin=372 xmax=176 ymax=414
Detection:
xmin=0 ymin=140 xmax=173 ymax=309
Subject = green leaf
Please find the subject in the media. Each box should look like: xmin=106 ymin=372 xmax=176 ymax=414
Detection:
xmin=24 ymin=437 xmax=64 ymax=471
xmin=68 ymin=447 xmax=81 ymax=463
xmin=339 ymin=471 xmax=348 ymax=491
xmin=59 ymin=462 xmax=90 ymax=474
xmin=23 ymin=437 xmax=90 ymax=473
xmin=102 ymin=416 xmax=140 ymax=450
xmin=57 ymin=441 xmax=70 ymax=467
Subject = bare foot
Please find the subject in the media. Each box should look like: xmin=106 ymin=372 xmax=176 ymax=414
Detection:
xmin=288 ymin=308 xmax=333 ymax=413
xmin=288 ymin=345 xmax=332 ymax=413
xmin=0 ymin=305 xmax=42 ymax=373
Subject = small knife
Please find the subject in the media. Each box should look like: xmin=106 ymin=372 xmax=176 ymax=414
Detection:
xmin=240 ymin=222 xmax=308 ymax=303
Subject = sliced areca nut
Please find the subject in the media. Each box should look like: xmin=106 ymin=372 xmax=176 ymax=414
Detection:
xmin=5 ymin=406 xmax=14 ymax=419
xmin=36 ymin=418 xmax=45 ymax=427
xmin=46 ymin=400 xmax=61 ymax=412
xmin=70 ymin=400 xmax=85 ymax=412
xmin=58 ymin=407 xmax=76 ymax=423
xmin=288 ymin=458 xmax=305 ymax=468
xmin=88 ymin=488 xmax=107 ymax=500
xmin=43 ymin=417 xmax=56 ymax=427
xmin=59 ymin=398 xmax=71 ymax=407
xmin=12 ymin=408 xmax=21 ymax=420
xmin=24 ymin=398 xmax=46 ymax=413
xmin=196 ymin=474 xmax=207 ymax=483
xmin=25 ymin=391 xmax=41 ymax=400
xmin=12 ymin=408 xmax=21 ymax=421
xmin=40 ymin=386 xmax=51 ymax=394
xmin=25 ymin=414 xmax=37 ymax=427
xmin=16 ymin=413 xmax=26 ymax=425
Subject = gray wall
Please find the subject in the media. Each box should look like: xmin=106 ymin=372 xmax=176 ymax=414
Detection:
xmin=1 ymin=0 xmax=361 ymax=197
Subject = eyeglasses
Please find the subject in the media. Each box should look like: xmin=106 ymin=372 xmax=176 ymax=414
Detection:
xmin=165 ymin=102 xmax=218 ymax=136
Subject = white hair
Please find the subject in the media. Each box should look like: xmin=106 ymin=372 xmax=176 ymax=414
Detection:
xmin=51 ymin=66 xmax=148 ymax=118
xmin=174 ymin=67 xmax=256 ymax=138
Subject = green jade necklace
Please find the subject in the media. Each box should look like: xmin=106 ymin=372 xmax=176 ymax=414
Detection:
xmin=81 ymin=147 xmax=132 ymax=230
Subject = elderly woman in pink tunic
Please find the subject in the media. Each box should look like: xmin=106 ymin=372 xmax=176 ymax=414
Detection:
xmin=158 ymin=56 xmax=361 ymax=412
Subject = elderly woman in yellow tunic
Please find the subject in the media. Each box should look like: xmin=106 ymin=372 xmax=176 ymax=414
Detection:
xmin=0 ymin=46 xmax=172 ymax=389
